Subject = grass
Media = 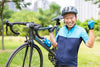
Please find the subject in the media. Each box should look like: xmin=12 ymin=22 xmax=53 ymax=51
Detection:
xmin=0 ymin=36 xmax=53 ymax=67
xmin=0 ymin=36 xmax=100 ymax=67
xmin=78 ymin=41 xmax=100 ymax=67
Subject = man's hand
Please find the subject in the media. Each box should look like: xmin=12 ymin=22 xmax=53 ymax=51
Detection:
xmin=88 ymin=20 xmax=95 ymax=30
xmin=48 ymin=25 xmax=54 ymax=33
xmin=86 ymin=20 xmax=95 ymax=48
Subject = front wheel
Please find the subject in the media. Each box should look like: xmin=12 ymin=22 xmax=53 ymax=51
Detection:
xmin=5 ymin=43 xmax=43 ymax=67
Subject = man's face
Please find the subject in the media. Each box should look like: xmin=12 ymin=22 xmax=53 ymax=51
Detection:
xmin=64 ymin=13 xmax=77 ymax=28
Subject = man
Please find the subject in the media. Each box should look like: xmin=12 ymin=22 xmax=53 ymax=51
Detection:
xmin=48 ymin=6 xmax=95 ymax=67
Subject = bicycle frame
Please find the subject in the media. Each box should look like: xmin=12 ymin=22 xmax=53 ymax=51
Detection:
xmin=34 ymin=26 xmax=59 ymax=56
xmin=26 ymin=25 xmax=59 ymax=56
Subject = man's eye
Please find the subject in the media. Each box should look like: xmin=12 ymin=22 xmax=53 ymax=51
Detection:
xmin=71 ymin=17 xmax=73 ymax=19
xmin=65 ymin=17 xmax=68 ymax=19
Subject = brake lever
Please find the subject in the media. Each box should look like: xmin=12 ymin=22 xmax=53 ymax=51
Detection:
xmin=5 ymin=20 xmax=20 ymax=35
xmin=6 ymin=20 xmax=9 ymax=35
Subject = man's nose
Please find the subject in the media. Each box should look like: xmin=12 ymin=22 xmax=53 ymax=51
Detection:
xmin=68 ymin=19 xmax=72 ymax=22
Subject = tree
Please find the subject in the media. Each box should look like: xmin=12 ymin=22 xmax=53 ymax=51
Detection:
xmin=0 ymin=0 xmax=31 ymax=50
xmin=0 ymin=0 xmax=6 ymax=50
xmin=37 ymin=2 xmax=61 ymax=27
xmin=0 ymin=5 xmax=13 ymax=35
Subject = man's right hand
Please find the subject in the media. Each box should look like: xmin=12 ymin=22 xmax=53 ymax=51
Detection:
xmin=48 ymin=25 xmax=53 ymax=33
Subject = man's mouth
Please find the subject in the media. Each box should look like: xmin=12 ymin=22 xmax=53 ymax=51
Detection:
xmin=68 ymin=22 xmax=73 ymax=26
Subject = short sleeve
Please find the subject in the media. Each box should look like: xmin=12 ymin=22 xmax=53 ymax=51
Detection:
xmin=55 ymin=33 xmax=59 ymax=42
xmin=81 ymin=28 xmax=89 ymax=43
xmin=55 ymin=29 xmax=61 ymax=42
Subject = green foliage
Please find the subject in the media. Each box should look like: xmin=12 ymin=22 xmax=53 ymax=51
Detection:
xmin=2 ymin=2 xmax=61 ymax=36
xmin=94 ymin=19 xmax=100 ymax=31
xmin=37 ymin=2 xmax=61 ymax=27
xmin=3 ymin=6 xmax=14 ymax=19
xmin=76 ymin=19 xmax=81 ymax=26
xmin=77 ymin=18 xmax=100 ymax=38
xmin=80 ymin=20 xmax=89 ymax=33
xmin=49 ymin=2 xmax=61 ymax=15
xmin=10 ymin=0 xmax=31 ymax=10
xmin=9 ymin=10 xmax=40 ymax=23
xmin=35 ymin=3 xmax=61 ymax=35
xmin=95 ymin=31 xmax=100 ymax=37
xmin=6 ymin=10 xmax=40 ymax=36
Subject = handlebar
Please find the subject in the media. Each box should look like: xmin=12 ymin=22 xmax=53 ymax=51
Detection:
xmin=6 ymin=20 xmax=27 ymax=34
xmin=6 ymin=20 xmax=42 ymax=38
xmin=6 ymin=20 xmax=57 ymax=39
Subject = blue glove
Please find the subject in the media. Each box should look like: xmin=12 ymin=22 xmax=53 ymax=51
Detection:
xmin=48 ymin=25 xmax=54 ymax=33
xmin=88 ymin=20 xmax=95 ymax=30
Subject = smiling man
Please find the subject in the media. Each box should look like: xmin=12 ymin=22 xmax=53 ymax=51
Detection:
xmin=48 ymin=6 xmax=95 ymax=67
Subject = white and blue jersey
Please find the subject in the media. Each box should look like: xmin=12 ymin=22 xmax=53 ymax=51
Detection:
xmin=55 ymin=25 xmax=89 ymax=66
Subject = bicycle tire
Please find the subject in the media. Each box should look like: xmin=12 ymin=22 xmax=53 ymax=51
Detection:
xmin=5 ymin=43 xmax=43 ymax=67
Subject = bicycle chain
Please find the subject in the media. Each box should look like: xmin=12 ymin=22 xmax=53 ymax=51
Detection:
xmin=48 ymin=48 xmax=56 ymax=65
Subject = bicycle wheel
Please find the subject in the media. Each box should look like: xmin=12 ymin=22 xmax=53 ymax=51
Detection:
xmin=5 ymin=43 xmax=43 ymax=67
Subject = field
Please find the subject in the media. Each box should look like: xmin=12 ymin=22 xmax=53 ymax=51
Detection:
xmin=0 ymin=36 xmax=100 ymax=67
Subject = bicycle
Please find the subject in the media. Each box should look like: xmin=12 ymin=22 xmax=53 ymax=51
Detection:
xmin=5 ymin=15 xmax=63 ymax=67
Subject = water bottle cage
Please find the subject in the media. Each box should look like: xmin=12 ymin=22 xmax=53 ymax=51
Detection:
xmin=43 ymin=38 xmax=52 ymax=48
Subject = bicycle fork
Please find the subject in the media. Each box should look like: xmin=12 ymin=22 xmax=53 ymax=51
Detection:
xmin=22 ymin=40 xmax=34 ymax=67
xmin=29 ymin=40 xmax=34 ymax=67
xmin=22 ymin=45 xmax=29 ymax=67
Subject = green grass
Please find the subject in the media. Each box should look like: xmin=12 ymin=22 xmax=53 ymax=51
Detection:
xmin=0 ymin=36 xmax=100 ymax=67
xmin=0 ymin=36 xmax=53 ymax=67
xmin=78 ymin=41 xmax=100 ymax=67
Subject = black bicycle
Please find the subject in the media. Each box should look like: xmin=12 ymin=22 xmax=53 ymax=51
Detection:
xmin=5 ymin=15 xmax=63 ymax=67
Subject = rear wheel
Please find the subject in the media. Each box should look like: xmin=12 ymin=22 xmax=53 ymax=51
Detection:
xmin=5 ymin=43 xmax=43 ymax=67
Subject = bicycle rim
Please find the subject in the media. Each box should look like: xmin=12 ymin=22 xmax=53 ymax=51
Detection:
xmin=5 ymin=43 xmax=43 ymax=67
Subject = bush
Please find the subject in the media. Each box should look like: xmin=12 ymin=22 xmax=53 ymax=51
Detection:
xmin=94 ymin=31 xmax=100 ymax=37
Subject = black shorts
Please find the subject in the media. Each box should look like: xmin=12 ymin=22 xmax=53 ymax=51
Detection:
xmin=55 ymin=62 xmax=77 ymax=67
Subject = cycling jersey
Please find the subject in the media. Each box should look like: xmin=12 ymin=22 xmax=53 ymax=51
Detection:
xmin=55 ymin=25 xmax=89 ymax=66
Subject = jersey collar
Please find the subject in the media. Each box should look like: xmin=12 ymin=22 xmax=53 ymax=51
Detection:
xmin=65 ymin=24 xmax=76 ymax=30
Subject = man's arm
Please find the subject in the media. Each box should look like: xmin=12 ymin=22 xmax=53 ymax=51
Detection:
xmin=86 ymin=30 xmax=95 ymax=48
xmin=48 ymin=25 xmax=58 ymax=48
xmin=49 ymin=32 xmax=58 ymax=48
xmin=86 ymin=20 xmax=95 ymax=48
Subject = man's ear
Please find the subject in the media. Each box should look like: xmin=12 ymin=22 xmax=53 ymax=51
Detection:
xmin=75 ymin=16 xmax=77 ymax=20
